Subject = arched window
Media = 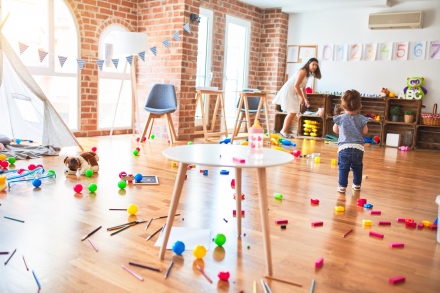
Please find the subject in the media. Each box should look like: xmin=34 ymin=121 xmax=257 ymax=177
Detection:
xmin=97 ymin=25 xmax=132 ymax=130
xmin=1 ymin=0 xmax=79 ymax=130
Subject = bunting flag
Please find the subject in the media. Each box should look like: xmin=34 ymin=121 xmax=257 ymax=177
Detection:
xmin=150 ymin=46 xmax=157 ymax=56
xmin=162 ymin=38 xmax=169 ymax=50
xmin=58 ymin=56 xmax=67 ymax=68
xmin=173 ymin=31 xmax=181 ymax=41
xmin=126 ymin=55 xmax=133 ymax=66
xmin=38 ymin=49 xmax=48 ymax=62
xmin=19 ymin=42 xmax=29 ymax=55
xmin=183 ymin=23 xmax=191 ymax=33
xmin=96 ymin=59 xmax=104 ymax=71
xmin=138 ymin=51 xmax=145 ymax=61
xmin=76 ymin=58 xmax=85 ymax=70
xmin=111 ymin=58 xmax=119 ymax=69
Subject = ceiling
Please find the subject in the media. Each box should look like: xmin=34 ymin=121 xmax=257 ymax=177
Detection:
xmin=238 ymin=0 xmax=432 ymax=13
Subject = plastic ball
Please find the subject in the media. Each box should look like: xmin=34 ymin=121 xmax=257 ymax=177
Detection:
xmin=118 ymin=180 xmax=127 ymax=189
xmin=32 ymin=178 xmax=42 ymax=188
xmin=292 ymin=150 xmax=301 ymax=157
xmin=218 ymin=271 xmax=230 ymax=281
xmin=136 ymin=137 xmax=140 ymax=142
xmin=0 ymin=161 xmax=8 ymax=168
xmin=28 ymin=164 xmax=36 ymax=171
xmin=214 ymin=234 xmax=226 ymax=246
xmin=15 ymin=138 xmax=22 ymax=144
xmin=88 ymin=183 xmax=98 ymax=193
xmin=187 ymin=141 xmax=193 ymax=145
xmin=91 ymin=147 xmax=97 ymax=152
xmin=389 ymin=92 xmax=396 ymax=98
xmin=274 ymin=193 xmax=283 ymax=200
xmin=142 ymin=137 xmax=147 ymax=142
xmin=47 ymin=169 xmax=56 ymax=175
xmin=73 ymin=184 xmax=83 ymax=193
xmin=172 ymin=241 xmax=185 ymax=255
xmin=150 ymin=134 xmax=155 ymax=139
xmin=133 ymin=149 xmax=139 ymax=156
xmin=127 ymin=204 xmax=138 ymax=215
xmin=119 ymin=171 xmax=127 ymax=179
xmin=134 ymin=173 xmax=143 ymax=183
xmin=193 ymin=245 xmax=207 ymax=259
xmin=85 ymin=169 xmax=94 ymax=177
xmin=8 ymin=157 xmax=16 ymax=165
xmin=136 ymin=147 xmax=140 ymax=151
xmin=0 ymin=154 xmax=6 ymax=161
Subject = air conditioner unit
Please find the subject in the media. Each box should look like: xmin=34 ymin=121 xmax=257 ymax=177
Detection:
xmin=368 ymin=11 xmax=423 ymax=30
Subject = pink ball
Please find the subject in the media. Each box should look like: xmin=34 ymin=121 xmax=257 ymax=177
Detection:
xmin=1 ymin=161 xmax=9 ymax=168
xmin=73 ymin=184 xmax=83 ymax=193
xmin=218 ymin=271 xmax=230 ymax=281
xmin=91 ymin=147 xmax=97 ymax=152
xmin=292 ymin=150 xmax=301 ymax=157
xmin=119 ymin=171 xmax=127 ymax=179
xmin=28 ymin=164 xmax=36 ymax=170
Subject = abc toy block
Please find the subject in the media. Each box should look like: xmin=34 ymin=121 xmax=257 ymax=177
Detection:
xmin=362 ymin=220 xmax=373 ymax=226
xmin=389 ymin=276 xmax=405 ymax=285
xmin=315 ymin=257 xmax=324 ymax=268
xmin=311 ymin=199 xmax=320 ymax=204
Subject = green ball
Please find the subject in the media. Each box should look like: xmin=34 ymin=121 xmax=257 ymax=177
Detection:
xmin=150 ymin=134 xmax=155 ymax=139
xmin=188 ymin=141 xmax=193 ymax=145
xmin=88 ymin=183 xmax=98 ymax=192
xmin=118 ymin=180 xmax=127 ymax=189
xmin=133 ymin=149 xmax=139 ymax=156
xmin=214 ymin=233 xmax=226 ymax=246
xmin=85 ymin=169 xmax=93 ymax=177
xmin=8 ymin=157 xmax=16 ymax=164
xmin=274 ymin=193 xmax=283 ymax=200
xmin=47 ymin=169 xmax=56 ymax=175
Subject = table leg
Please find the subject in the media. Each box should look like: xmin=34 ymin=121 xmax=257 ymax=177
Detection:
xmin=256 ymin=167 xmax=273 ymax=276
xmin=235 ymin=167 xmax=242 ymax=236
xmin=262 ymin=96 xmax=271 ymax=138
xmin=231 ymin=95 xmax=244 ymax=142
xmin=159 ymin=162 xmax=189 ymax=259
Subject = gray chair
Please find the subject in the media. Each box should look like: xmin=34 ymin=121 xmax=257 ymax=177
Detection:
xmin=140 ymin=84 xmax=178 ymax=145
xmin=233 ymin=97 xmax=265 ymax=137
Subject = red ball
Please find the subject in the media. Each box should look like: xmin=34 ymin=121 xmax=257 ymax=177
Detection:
xmin=119 ymin=171 xmax=127 ymax=179
xmin=91 ymin=147 xmax=97 ymax=152
xmin=136 ymin=137 xmax=140 ymax=142
xmin=37 ymin=164 xmax=44 ymax=168
xmin=136 ymin=147 xmax=140 ymax=151
xmin=0 ymin=161 xmax=8 ymax=168
xmin=28 ymin=164 xmax=36 ymax=170
xmin=292 ymin=150 xmax=301 ymax=157
xmin=218 ymin=271 xmax=230 ymax=281
xmin=73 ymin=184 xmax=83 ymax=193
xmin=142 ymin=137 xmax=147 ymax=142
xmin=17 ymin=169 xmax=25 ymax=174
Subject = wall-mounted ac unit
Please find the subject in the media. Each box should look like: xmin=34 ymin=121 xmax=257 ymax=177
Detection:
xmin=368 ymin=11 xmax=423 ymax=30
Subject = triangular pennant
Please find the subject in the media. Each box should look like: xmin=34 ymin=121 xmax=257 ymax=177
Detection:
xmin=38 ymin=49 xmax=48 ymax=62
xmin=150 ymin=46 xmax=157 ymax=56
xmin=173 ymin=31 xmax=181 ymax=41
xmin=111 ymin=58 xmax=119 ymax=69
xmin=126 ymin=55 xmax=133 ymax=66
xmin=183 ymin=23 xmax=191 ymax=33
xmin=96 ymin=59 xmax=104 ymax=71
xmin=76 ymin=58 xmax=86 ymax=70
xmin=58 ymin=56 xmax=67 ymax=68
xmin=162 ymin=38 xmax=169 ymax=50
xmin=138 ymin=51 xmax=145 ymax=61
xmin=18 ymin=42 xmax=29 ymax=55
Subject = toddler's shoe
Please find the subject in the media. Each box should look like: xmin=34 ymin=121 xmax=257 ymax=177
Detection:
xmin=337 ymin=186 xmax=346 ymax=193
xmin=352 ymin=184 xmax=361 ymax=191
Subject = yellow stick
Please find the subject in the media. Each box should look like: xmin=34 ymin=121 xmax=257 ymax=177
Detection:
xmin=264 ymin=275 xmax=303 ymax=287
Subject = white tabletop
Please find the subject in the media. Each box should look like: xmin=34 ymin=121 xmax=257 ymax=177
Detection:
xmin=162 ymin=144 xmax=293 ymax=168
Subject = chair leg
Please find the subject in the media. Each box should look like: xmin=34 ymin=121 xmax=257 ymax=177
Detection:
xmin=165 ymin=114 xmax=174 ymax=145
xmin=141 ymin=114 xmax=153 ymax=142
xmin=147 ymin=118 xmax=155 ymax=140
xmin=234 ymin=112 xmax=244 ymax=137
xmin=166 ymin=113 xmax=177 ymax=144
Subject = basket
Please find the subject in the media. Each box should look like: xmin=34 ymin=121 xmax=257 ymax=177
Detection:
xmin=421 ymin=104 xmax=440 ymax=126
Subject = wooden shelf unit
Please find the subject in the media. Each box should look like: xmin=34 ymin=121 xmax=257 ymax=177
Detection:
xmin=416 ymin=125 xmax=440 ymax=149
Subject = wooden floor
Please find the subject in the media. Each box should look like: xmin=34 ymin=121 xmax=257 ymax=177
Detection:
xmin=1 ymin=135 xmax=439 ymax=293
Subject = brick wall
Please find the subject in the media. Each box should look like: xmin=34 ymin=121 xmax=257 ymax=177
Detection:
xmin=66 ymin=0 xmax=288 ymax=139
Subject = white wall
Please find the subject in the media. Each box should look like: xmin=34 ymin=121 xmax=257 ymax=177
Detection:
xmin=287 ymin=1 xmax=440 ymax=110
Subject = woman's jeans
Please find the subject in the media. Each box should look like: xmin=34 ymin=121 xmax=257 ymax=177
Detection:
xmin=338 ymin=148 xmax=364 ymax=187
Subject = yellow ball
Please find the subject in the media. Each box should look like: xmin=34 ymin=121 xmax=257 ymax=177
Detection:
xmin=127 ymin=204 xmax=138 ymax=215
xmin=0 ymin=154 xmax=6 ymax=161
xmin=389 ymin=92 xmax=396 ymax=98
xmin=193 ymin=245 xmax=207 ymax=259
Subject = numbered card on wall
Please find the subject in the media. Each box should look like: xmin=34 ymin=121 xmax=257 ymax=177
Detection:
xmin=349 ymin=43 xmax=362 ymax=61
xmin=428 ymin=40 xmax=440 ymax=60
xmin=378 ymin=42 xmax=393 ymax=61
xmin=321 ymin=44 xmax=334 ymax=61
xmin=393 ymin=42 xmax=409 ymax=60
xmin=335 ymin=45 xmax=347 ymax=61
xmin=409 ymin=41 xmax=426 ymax=60
xmin=363 ymin=43 xmax=377 ymax=61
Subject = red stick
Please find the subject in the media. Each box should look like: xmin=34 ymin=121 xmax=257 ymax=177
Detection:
xmin=342 ymin=229 xmax=353 ymax=238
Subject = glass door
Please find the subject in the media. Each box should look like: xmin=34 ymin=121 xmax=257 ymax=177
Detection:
xmin=223 ymin=15 xmax=250 ymax=130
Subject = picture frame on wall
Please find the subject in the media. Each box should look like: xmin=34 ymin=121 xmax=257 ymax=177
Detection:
xmin=286 ymin=45 xmax=299 ymax=63
xmin=287 ymin=45 xmax=317 ymax=63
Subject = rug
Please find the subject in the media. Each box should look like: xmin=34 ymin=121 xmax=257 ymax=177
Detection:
xmin=0 ymin=144 xmax=60 ymax=159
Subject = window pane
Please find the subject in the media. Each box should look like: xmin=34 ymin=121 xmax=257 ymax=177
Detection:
xmin=33 ymin=75 xmax=79 ymax=130
xmin=54 ymin=0 xmax=78 ymax=73
xmin=2 ymin=0 xmax=49 ymax=68
xmin=98 ymin=78 xmax=132 ymax=129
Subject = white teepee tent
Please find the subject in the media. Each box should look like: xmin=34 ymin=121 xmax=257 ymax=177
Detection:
xmin=0 ymin=28 xmax=82 ymax=150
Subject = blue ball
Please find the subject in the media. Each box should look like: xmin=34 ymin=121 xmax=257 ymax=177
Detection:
xmin=16 ymin=138 xmax=22 ymax=144
xmin=172 ymin=241 xmax=185 ymax=255
xmin=32 ymin=178 xmax=42 ymax=188
xmin=134 ymin=173 xmax=143 ymax=183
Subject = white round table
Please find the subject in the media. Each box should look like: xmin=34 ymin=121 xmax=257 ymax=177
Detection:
xmin=160 ymin=144 xmax=293 ymax=276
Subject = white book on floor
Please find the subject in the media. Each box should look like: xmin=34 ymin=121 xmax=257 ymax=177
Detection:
xmin=154 ymin=227 xmax=211 ymax=250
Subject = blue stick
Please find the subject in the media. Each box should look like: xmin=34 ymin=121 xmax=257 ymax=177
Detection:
xmin=32 ymin=270 xmax=41 ymax=288
xmin=310 ymin=279 xmax=315 ymax=293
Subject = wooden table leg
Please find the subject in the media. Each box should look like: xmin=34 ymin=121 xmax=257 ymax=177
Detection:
xmin=159 ymin=162 xmax=189 ymax=259
xmin=231 ymin=96 xmax=244 ymax=142
xmin=235 ymin=167 xmax=242 ymax=236
xmin=256 ymin=167 xmax=273 ymax=276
